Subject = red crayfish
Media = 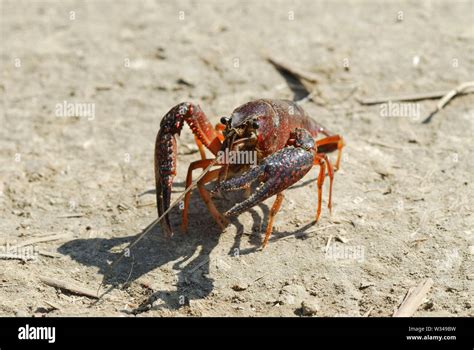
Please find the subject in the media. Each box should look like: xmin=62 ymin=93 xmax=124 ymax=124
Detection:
xmin=154 ymin=99 xmax=344 ymax=247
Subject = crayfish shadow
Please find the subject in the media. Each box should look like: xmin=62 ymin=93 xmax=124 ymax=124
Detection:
xmin=271 ymin=66 xmax=312 ymax=101
xmin=57 ymin=220 xmax=221 ymax=311
xmin=180 ymin=181 xmax=318 ymax=254
xmin=187 ymin=187 xmax=272 ymax=254
xmin=226 ymin=203 xmax=271 ymax=256
xmin=268 ymin=220 xmax=318 ymax=244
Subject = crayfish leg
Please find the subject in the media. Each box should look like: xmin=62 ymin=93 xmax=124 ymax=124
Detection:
xmin=313 ymin=155 xmax=326 ymax=223
xmin=181 ymin=158 xmax=216 ymax=233
xmin=262 ymin=192 xmax=285 ymax=248
xmin=315 ymin=135 xmax=344 ymax=170
xmin=197 ymin=169 xmax=229 ymax=229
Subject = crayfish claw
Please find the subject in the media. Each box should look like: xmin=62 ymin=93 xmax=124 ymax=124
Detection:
xmin=154 ymin=103 xmax=191 ymax=237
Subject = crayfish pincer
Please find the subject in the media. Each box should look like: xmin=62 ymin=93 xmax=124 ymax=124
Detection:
xmin=154 ymin=99 xmax=344 ymax=247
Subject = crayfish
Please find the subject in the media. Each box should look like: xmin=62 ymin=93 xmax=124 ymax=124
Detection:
xmin=154 ymin=99 xmax=344 ymax=248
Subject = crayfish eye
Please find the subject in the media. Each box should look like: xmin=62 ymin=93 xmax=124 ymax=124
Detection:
xmin=220 ymin=117 xmax=229 ymax=125
xmin=252 ymin=120 xmax=259 ymax=129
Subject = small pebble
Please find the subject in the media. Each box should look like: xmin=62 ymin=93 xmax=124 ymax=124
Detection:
xmin=232 ymin=283 xmax=248 ymax=291
xmin=301 ymin=300 xmax=319 ymax=316
xmin=15 ymin=310 xmax=29 ymax=317
xmin=359 ymin=282 xmax=375 ymax=290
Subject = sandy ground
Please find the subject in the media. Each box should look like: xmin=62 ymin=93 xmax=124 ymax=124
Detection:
xmin=0 ymin=0 xmax=473 ymax=317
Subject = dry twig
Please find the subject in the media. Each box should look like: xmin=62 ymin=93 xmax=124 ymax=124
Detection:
xmin=324 ymin=235 xmax=334 ymax=254
xmin=14 ymin=233 xmax=70 ymax=249
xmin=38 ymin=250 xmax=63 ymax=258
xmin=57 ymin=213 xmax=85 ymax=218
xmin=393 ymin=278 xmax=433 ymax=317
xmin=0 ymin=253 xmax=35 ymax=261
xmin=422 ymin=81 xmax=474 ymax=123
xmin=357 ymin=91 xmax=456 ymax=105
xmin=40 ymin=276 xmax=99 ymax=299
xmin=355 ymin=81 xmax=474 ymax=123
